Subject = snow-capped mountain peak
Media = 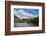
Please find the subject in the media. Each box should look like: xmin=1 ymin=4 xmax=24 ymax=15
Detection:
xmin=14 ymin=10 xmax=35 ymax=19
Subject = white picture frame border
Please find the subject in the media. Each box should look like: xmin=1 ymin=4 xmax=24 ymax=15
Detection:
xmin=10 ymin=5 xmax=42 ymax=32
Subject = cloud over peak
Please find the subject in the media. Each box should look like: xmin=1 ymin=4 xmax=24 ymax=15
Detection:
xmin=14 ymin=9 xmax=35 ymax=19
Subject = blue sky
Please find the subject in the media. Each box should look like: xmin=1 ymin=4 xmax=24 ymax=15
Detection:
xmin=14 ymin=8 xmax=39 ymax=16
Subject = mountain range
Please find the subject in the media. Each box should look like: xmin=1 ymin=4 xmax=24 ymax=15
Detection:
xmin=14 ymin=10 xmax=37 ymax=19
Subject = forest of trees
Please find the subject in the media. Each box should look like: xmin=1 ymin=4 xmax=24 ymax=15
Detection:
xmin=14 ymin=16 xmax=39 ymax=24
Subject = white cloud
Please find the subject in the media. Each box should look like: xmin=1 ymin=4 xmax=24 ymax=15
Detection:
xmin=14 ymin=9 xmax=35 ymax=19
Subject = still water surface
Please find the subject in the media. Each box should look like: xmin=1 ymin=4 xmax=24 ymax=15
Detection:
xmin=14 ymin=23 xmax=39 ymax=27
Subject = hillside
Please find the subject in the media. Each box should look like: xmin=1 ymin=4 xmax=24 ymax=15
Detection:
xmin=14 ymin=15 xmax=39 ymax=24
